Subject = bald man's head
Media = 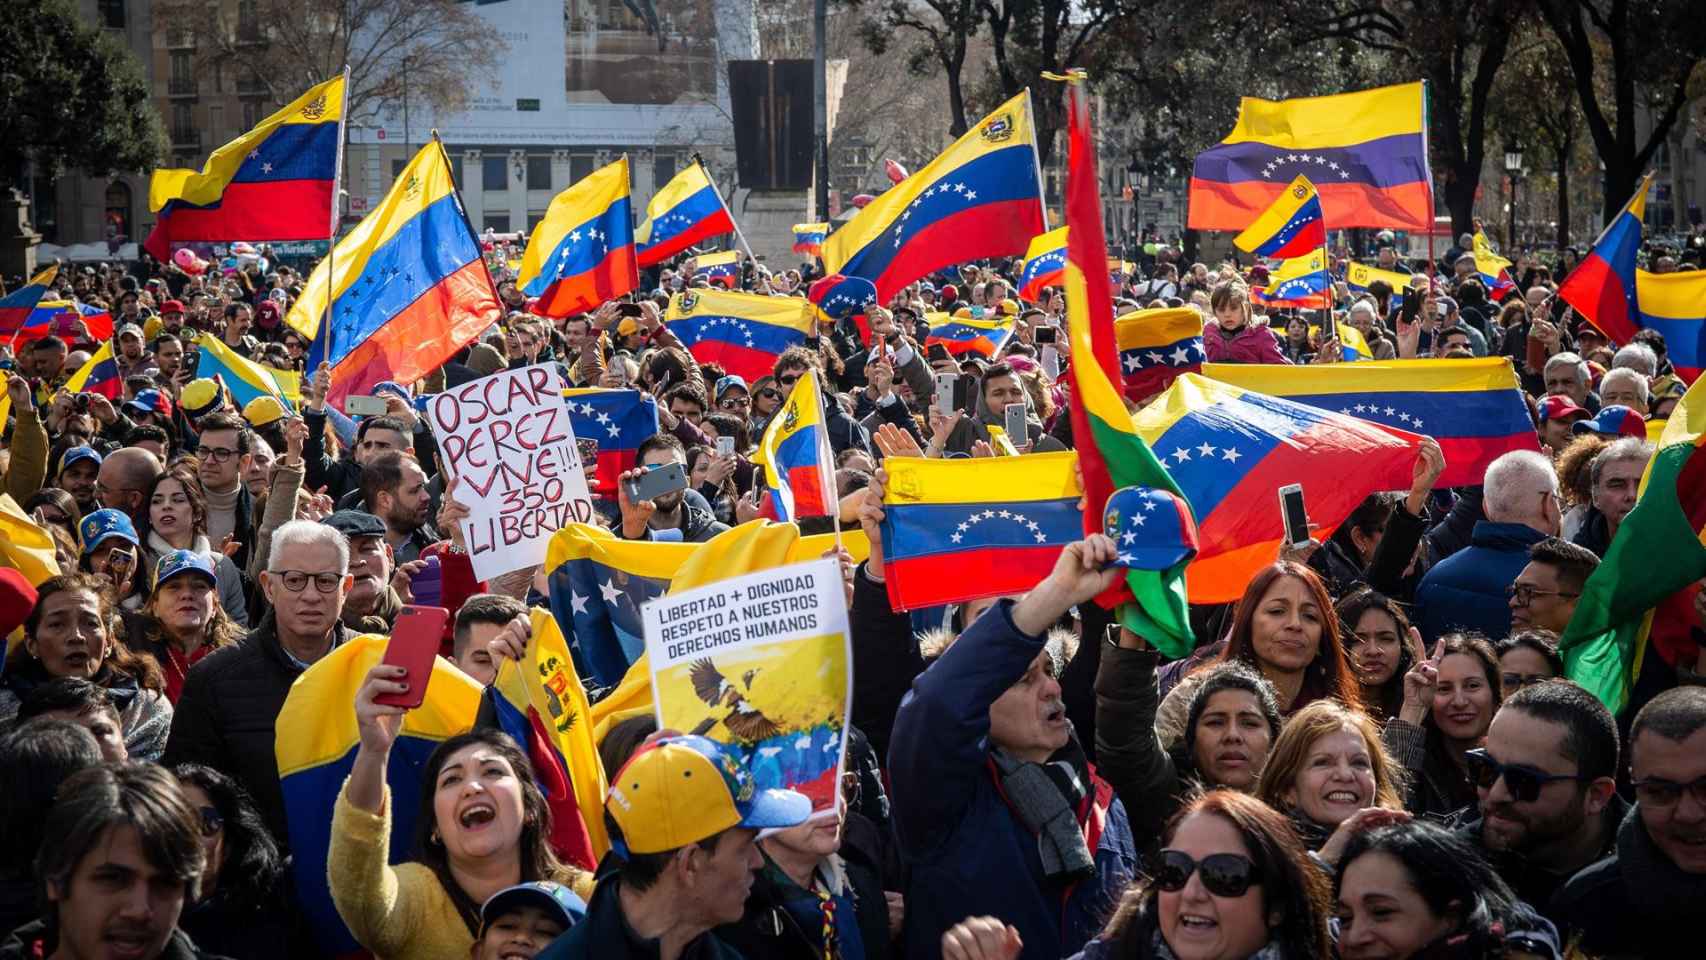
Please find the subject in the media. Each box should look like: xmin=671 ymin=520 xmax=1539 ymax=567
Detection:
xmin=97 ymin=447 xmax=163 ymax=517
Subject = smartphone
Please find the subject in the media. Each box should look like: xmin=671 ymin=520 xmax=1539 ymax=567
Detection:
xmin=616 ymin=302 xmax=644 ymax=319
xmin=716 ymin=436 xmax=736 ymax=457
xmin=345 ymin=394 xmax=389 ymax=416
xmin=107 ymin=545 xmax=135 ymax=580
xmin=374 ymin=605 xmax=451 ymax=709
xmin=624 ymin=461 xmax=688 ymax=503
xmin=1278 ymin=484 xmax=1310 ymax=547
xmin=933 ymin=372 xmax=959 ymax=417
xmin=1398 ymin=287 xmax=1422 ymax=327
xmin=1004 ymin=402 xmax=1027 ymax=443
xmin=575 ymin=437 xmax=599 ymax=465
xmin=1034 ymin=325 xmax=1058 ymax=346
xmin=927 ymin=342 xmax=953 ymax=366
xmin=408 ymin=555 xmax=443 ymax=609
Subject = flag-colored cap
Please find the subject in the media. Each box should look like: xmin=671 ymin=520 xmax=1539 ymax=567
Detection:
xmin=1537 ymin=395 xmax=1589 ymax=424
xmin=1103 ymin=485 xmax=1199 ymax=570
xmin=124 ymin=389 xmax=173 ymax=419
xmin=605 ymin=734 xmax=811 ymax=855
xmin=79 ymin=509 xmax=139 ymax=556
xmin=1572 ymin=404 xmax=1647 ymax=438
xmin=479 ymin=881 xmax=586 ymax=934
xmin=242 ymin=394 xmax=288 ymax=427
xmin=153 ymin=549 xmax=217 ymax=590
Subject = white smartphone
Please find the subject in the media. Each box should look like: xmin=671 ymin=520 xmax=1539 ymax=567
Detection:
xmin=1003 ymin=402 xmax=1027 ymax=442
xmin=716 ymin=436 xmax=735 ymax=457
xmin=934 ymin=372 xmax=959 ymax=417
xmin=1278 ymin=484 xmax=1310 ymax=547
xmin=345 ymin=395 xmax=388 ymax=416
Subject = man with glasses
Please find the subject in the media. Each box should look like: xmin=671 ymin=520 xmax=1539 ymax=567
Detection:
xmin=1555 ymin=687 xmax=1706 ymax=953
xmin=771 ymin=347 xmax=870 ymax=456
xmin=713 ymin=375 xmax=750 ymax=415
xmin=165 ymin=520 xmax=354 ymax=844
xmin=192 ymin=412 xmax=255 ymax=569
xmin=1414 ymin=450 xmax=1563 ymax=642
xmin=1508 ymin=538 xmax=1598 ymax=635
xmin=1464 ymin=680 xmax=1623 ymax=928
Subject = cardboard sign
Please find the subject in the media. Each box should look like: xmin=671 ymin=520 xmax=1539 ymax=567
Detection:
xmin=641 ymin=557 xmax=851 ymax=817
xmin=427 ymin=362 xmax=595 ymax=580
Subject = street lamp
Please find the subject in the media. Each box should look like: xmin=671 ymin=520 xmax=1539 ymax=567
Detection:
xmin=1504 ymin=144 xmax=1524 ymax=249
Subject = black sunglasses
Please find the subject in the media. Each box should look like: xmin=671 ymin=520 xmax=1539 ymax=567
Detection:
xmin=757 ymin=387 xmax=782 ymax=400
xmin=198 ymin=805 xmax=224 ymax=837
xmin=1153 ymin=849 xmax=1259 ymax=898
xmin=1464 ymin=748 xmax=1590 ymax=803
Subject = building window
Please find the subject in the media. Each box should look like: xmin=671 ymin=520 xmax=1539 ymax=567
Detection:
xmin=483 ymin=214 xmax=511 ymax=233
xmin=653 ymin=153 xmax=677 ymax=186
xmin=169 ymin=52 xmax=193 ymax=95
xmin=526 ymin=155 xmax=552 ymax=191
xmin=450 ymin=155 xmax=465 ymax=188
xmin=483 ymin=156 xmax=507 ymax=192
xmin=105 ymin=182 xmax=132 ymax=243
xmin=570 ymin=154 xmax=595 ymax=183
xmin=241 ymin=100 xmax=262 ymax=130
xmin=171 ymin=103 xmax=194 ymax=143
xmin=392 ymin=159 xmax=406 ymax=179
xmin=97 ymin=0 xmax=125 ymax=28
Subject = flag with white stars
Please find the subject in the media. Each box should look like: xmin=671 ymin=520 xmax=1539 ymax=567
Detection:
xmin=1187 ymin=81 xmax=1432 ymax=233
xmin=1132 ymin=372 xmax=1422 ymax=603
xmin=546 ymin=526 xmax=692 ymax=688
xmin=807 ymin=273 xmax=879 ymax=322
xmin=561 ymin=388 xmax=660 ymax=496
xmin=1232 ymin=174 xmax=1328 ymax=260
xmin=1250 ymin=250 xmax=1331 ymax=309
xmin=665 ymin=289 xmax=817 ymax=382
xmin=691 ymin=250 xmax=741 ymax=288
xmin=634 ymin=160 xmax=735 ymax=267
xmin=924 ymin=311 xmax=1016 ymax=358
xmin=1116 ymin=306 xmax=1205 ymax=401
xmin=1202 ymin=356 xmax=1536 ymax=488
xmin=821 ymin=91 xmax=1045 ymax=302
xmin=519 ymin=156 xmax=639 ymax=318
xmin=1018 ymin=226 xmax=1069 ymax=300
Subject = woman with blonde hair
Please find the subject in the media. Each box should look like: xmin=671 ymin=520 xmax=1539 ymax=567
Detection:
xmin=1256 ymin=700 xmax=1408 ymax=865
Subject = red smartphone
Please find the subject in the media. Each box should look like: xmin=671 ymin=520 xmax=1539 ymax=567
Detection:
xmin=374 ymin=605 xmax=451 ymax=709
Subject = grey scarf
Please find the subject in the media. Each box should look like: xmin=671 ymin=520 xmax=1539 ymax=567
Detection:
xmin=990 ymin=745 xmax=1095 ymax=883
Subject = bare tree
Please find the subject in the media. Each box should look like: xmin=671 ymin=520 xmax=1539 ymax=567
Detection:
xmin=155 ymin=0 xmax=506 ymax=125
xmin=855 ymin=0 xmax=981 ymax=135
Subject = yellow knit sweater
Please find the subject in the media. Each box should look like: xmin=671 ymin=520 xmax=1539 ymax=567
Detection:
xmin=327 ymin=780 xmax=592 ymax=960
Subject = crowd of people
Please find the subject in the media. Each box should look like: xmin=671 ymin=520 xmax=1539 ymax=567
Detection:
xmin=0 ymin=223 xmax=1701 ymax=960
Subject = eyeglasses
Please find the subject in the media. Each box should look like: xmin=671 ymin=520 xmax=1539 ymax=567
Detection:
xmin=1501 ymin=672 xmax=1551 ymax=691
xmin=777 ymin=372 xmax=801 ymax=388
xmin=757 ymin=388 xmax=782 ymax=401
xmin=1632 ymin=774 xmax=1706 ymax=810
xmin=1464 ymin=748 xmax=1590 ymax=803
xmin=841 ymin=770 xmax=861 ymax=808
xmin=273 ymin=570 xmax=343 ymax=593
xmin=719 ymin=396 xmax=750 ymax=410
xmin=198 ymin=446 xmax=240 ymax=463
xmin=197 ymin=805 xmax=224 ymax=837
xmin=1505 ymin=583 xmax=1579 ymax=607
xmin=1153 ymin=850 xmax=1259 ymax=898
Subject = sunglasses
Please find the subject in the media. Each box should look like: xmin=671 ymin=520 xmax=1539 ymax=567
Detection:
xmin=198 ymin=805 xmax=224 ymax=837
xmin=1153 ymin=849 xmax=1259 ymax=898
xmin=757 ymin=388 xmax=782 ymax=400
xmin=777 ymin=374 xmax=801 ymax=388
xmin=1464 ymin=748 xmax=1590 ymax=803
xmin=719 ymin=396 xmax=750 ymax=410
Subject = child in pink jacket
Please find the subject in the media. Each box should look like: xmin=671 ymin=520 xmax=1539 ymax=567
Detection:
xmin=1202 ymin=282 xmax=1292 ymax=364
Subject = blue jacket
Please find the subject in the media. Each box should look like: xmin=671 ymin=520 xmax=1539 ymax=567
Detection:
xmin=1412 ymin=520 xmax=1549 ymax=642
xmin=888 ymin=600 xmax=1136 ymax=959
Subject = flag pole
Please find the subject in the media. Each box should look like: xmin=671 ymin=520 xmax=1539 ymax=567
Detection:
xmin=317 ymin=65 xmax=351 ymax=404
xmin=1024 ymin=86 xmax=1050 ymax=232
xmin=700 ymin=156 xmax=757 ymax=271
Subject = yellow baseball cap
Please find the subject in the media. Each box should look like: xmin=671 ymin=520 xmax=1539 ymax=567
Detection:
xmin=616 ymin=317 xmax=640 ymax=337
xmin=242 ymin=395 xmax=288 ymax=428
xmin=605 ymin=734 xmax=811 ymax=855
xmin=142 ymin=315 xmax=164 ymax=341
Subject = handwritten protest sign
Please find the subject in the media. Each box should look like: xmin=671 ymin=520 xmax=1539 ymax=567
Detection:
xmin=427 ymin=362 xmax=595 ymax=580
xmin=642 ymin=557 xmax=851 ymax=816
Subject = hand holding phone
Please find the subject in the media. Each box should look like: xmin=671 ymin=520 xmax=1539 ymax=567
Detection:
xmin=374 ymin=605 xmax=451 ymax=709
xmin=1278 ymin=484 xmax=1310 ymax=548
xmin=624 ymin=461 xmax=688 ymax=504
xmin=1003 ymin=402 xmax=1028 ymax=446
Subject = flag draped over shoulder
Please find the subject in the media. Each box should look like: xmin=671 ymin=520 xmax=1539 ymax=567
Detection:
xmin=756 ymin=369 xmax=837 ymax=521
xmin=664 ymin=288 xmax=815 ymax=381
xmin=1190 ymin=81 xmax=1432 ymax=232
xmin=276 ymin=635 xmax=481 ymax=953
xmin=1232 ymin=175 xmax=1327 ymax=258
xmin=878 ymin=453 xmax=1083 ymax=611
xmin=1060 ymin=78 xmax=1196 ymax=657
xmin=519 ymin=157 xmax=638 ymax=318
xmin=1203 ymin=357 xmax=1535 ymax=488
xmin=289 ymin=140 xmax=501 ymax=405
xmin=1117 ymin=307 xmax=1205 ymax=402
xmin=1561 ymin=376 xmax=1706 ymax=713
xmin=822 ymin=91 xmax=1046 ymax=302
xmin=1134 ymin=373 xmax=1422 ymax=604
xmin=146 ymin=75 xmax=345 ymax=259
xmin=634 ymin=161 xmax=735 ymax=266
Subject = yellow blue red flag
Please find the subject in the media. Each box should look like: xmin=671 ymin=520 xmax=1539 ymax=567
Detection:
xmin=0 ymin=265 xmax=58 ymax=337
xmin=193 ymin=331 xmax=298 ymax=409
xmin=822 ymin=92 xmax=1045 ymax=301
xmin=1472 ymin=232 xmax=1517 ymax=301
xmin=1251 ymin=250 xmax=1331 ymax=309
xmin=1117 ymin=307 xmax=1204 ymax=401
xmin=1346 ymin=261 xmax=1413 ymax=293
xmin=924 ymin=312 xmax=1015 ymax=358
xmin=691 ymin=249 xmax=741 ymax=288
xmin=792 ymin=222 xmax=830 ymax=257
xmin=519 ymin=156 xmax=638 ymax=317
xmin=664 ymin=288 xmax=815 ymax=382
xmin=1018 ymin=227 xmax=1069 ymax=300
xmin=1233 ymin=175 xmax=1327 ymax=258
xmin=1629 ymin=269 xmax=1706 ymax=383
xmin=635 ymin=160 xmax=735 ymax=267
xmin=758 ymin=369 xmax=837 ymax=521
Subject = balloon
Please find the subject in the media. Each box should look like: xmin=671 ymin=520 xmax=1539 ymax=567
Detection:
xmin=172 ymin=249 xmax=198 ymax=271
xmin=851 ymin=194 xmax=875 ymax=209
xmin=229 ymin=241 xmax=257 ymax=256
xmin=884 ymin=159 xmax=908 ymax=184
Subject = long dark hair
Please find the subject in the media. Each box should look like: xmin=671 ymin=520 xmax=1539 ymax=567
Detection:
xmin=137 ymin=464 xmax=210 ymax=546
xmin=412 ymin=729 xmax=571 ymax=936
xmin=1424 ymin=633 xmax=1505 ymax=809
xmin=1218 ymin=562 xmax=1362 ymax=714
xmin=1103 ymin=789 xmax=1332 ymax=959
xmin=8 ymin=573 xmax=164 ymax=694
xmin=1335 ymin=587 xmax=1418 ymax=722
xmin=1336 ymin=819 xmax=1542 ymax=956
xmin=172 ymin=763 xmax=284 ymax=908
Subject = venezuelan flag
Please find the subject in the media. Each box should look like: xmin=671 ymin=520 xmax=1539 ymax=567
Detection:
xmin=822 ymin=92 xmax=1046 ymax=302
xmin=1251 ymin=251 xmax=1331 ymax=309
xmin=520 ymin=156 xmax=638 ymax=317
xmin=482 ymin=609 xmax=609 ymax=869
xmin=792 ymin=222 xmax=830 ymax=257
xmin=1233 ymin=175 xmax=1327 ymax=258
xmin=756 ymin=369 xmax=836 ymax=521
xmin=1060 ymin=77 xmax=1196 ymax=656
xmin=692 ymin=250 xmax=741 ymax=289
xmin=1471 ymin=232 xmax=1517 ymax=302
xmin=878 ymin=453 xmax=1082 ymax=611
xmin=1334 ymin=321 xmax=1374 ymax=361
xmin=289 ymin=140 xmax=500 ymax=404
xmin=194 ymin=331 xmax=298 ymax=409
xmin=1346 ymin=261 xmax=1412 ymax=293
xmin=145 ymin=75 xmax=344 ymax=260
xmin=1190 ymin=81 xmax=1432 ymax=232
xmin=0 ymin=493 xmax=61 ymax=589
xmin=664 ymin=288 xmax=815 ymax=381
xmin=63 ymin=341 xmax=121 ymax=399
xmin=634 ymin=161 xmax=735 ymax=267
xmin=1632 ymin=270 xmax=1706 ymax=383
xmin=0 ymin=265 xmax=58 ymax=335
xmin=7 ymin=300 xmax=113 ymax=346
xmin=275 ymin=634 xmax=481 ymax=953
xmin=1203 ymin=357 xmax=1535 ymax=488
xmin=807 ymin=273 xmax=879 ymax=322
xmin=924 ymin=312 xmax=1015 ymax=358
xmin=561 ymin=388 xmax=659 ymax=496
xmin=1559 ymin=173 xmax=1651 ymax=347
xmin=1018 ymin=227 xmax=1069 ymax=301
xmin=1109 ymin=259 xmax=1136 ymax=284
xmin=1134 ymin=373 xmax=1422 ymax=603
xmin=1118 ymin=306 xmax=1204 ymax=402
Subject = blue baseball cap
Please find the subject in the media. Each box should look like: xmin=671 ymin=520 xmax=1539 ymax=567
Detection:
xmin=714 ymin=374 xmax=749 ymax=399
xmin=78 ymin=509 xmax=139 ymax=557
xmin=1572 ymin=404 xmax=1647 ymax=439
xmin=1103 ymin=485 xmax=1200 ymax=571
xmin=371 ymin=381 xmax=411 ymax=402
xmin=58 ymin=446 xmax=102 ymax=475
xmin=152 ymin=549 xmax=217 ymax=590
xmin=479 ymin=881 xmax=586 ymax=934
xmin=606 ymin=734 xmax=812 ymax=855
